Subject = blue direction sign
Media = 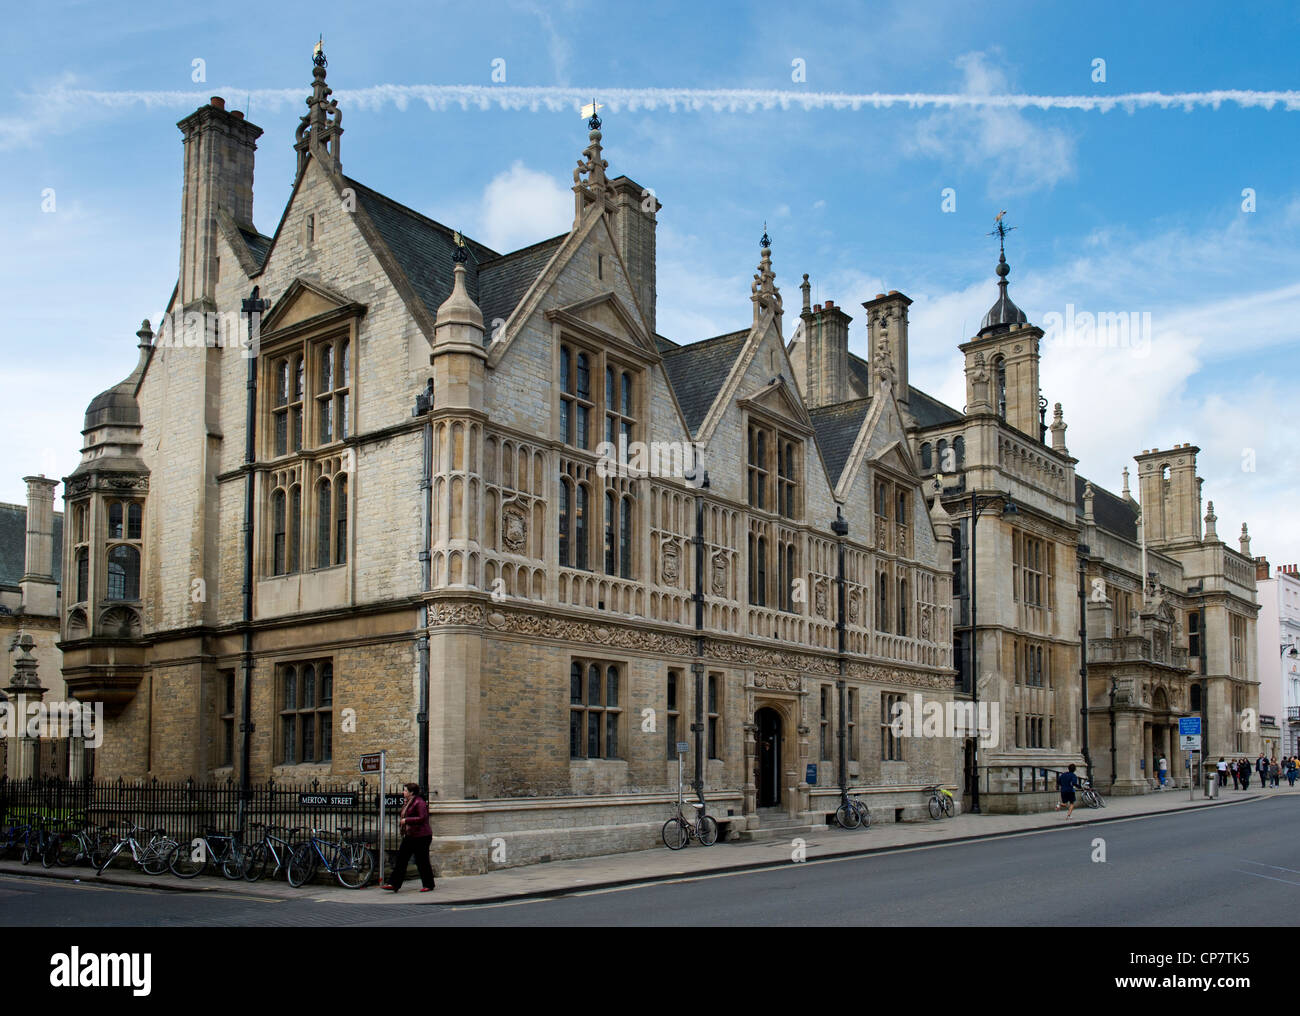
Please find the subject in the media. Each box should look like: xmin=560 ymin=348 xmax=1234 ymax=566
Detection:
xmin=1179 ymin=717 xmax=1202 ymax=737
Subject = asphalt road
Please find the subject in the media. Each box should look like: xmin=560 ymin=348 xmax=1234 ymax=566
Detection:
xmin=4 ymin=795 xmax=1298 ymax=927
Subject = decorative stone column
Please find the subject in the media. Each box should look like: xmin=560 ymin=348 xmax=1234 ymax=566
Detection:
xmin=5 ymin=633 xmax=47 ymax=780
xmin=1142 ymin=722 xmax=1154 ymax=790
xmin=742 ymin=721 xmax=757 ymax=817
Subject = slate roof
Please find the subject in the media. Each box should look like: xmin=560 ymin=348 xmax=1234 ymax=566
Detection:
xmin=345 ymin=177 xmax=499 ymax=325
xmin=477 ymin=234 xmax=567 ymax=334
xmin=239 ymin=227 xmax=273 ymax=269
xmin=0 ymin=503 xmax=63 ymax=592
xmin=661 ymin=329 xmax=750 ymax=434
xmin=848 ymin=352 xmax=963 ymax=428
xmin=1077 ymin=474 xmax=1139 ymax=541
xmin=808 ymin=398 xmax=873 ymax=486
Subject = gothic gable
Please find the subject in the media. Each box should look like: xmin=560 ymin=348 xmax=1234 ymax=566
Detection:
xmin=261 ymin=277 xmax=362 ymax=335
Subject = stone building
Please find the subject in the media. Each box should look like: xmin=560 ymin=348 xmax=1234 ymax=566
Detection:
xmin=57 ymin=50 xmax=1258 ymax=869
xmin=57 ymin=54 xmax=964 ymax=873
xmin=1255 ymin=559 xmax=1300 ymax=756
xmin=1 ymin=477 xmax=76 ymax=777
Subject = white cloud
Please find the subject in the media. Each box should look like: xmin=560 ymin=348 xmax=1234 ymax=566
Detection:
xmin=474 ymin=161 xmax=572 ymax=252
xmin=910 ymin=51 xmax=1076 ymax=194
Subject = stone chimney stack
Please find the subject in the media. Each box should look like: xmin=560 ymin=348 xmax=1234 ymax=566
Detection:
xmin=1256 ymin=557 xmax=1271 ymax=581
xmin=863 ymin=291 xmax=912 ymax=407
xmin=803 ymin=291 xmax=852 ymax=408
xmin=1134 ymin=444 xmax=1202 ymax=548
xmin=609 ymin=177 xmax=659 ymax=337
xmin=20 ymin=475 xmax=58 ymax=616
xmin=176 ymin=96 xmax=263 ymax=310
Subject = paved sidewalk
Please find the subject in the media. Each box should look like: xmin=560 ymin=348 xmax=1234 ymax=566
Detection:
xmin=4 ymin=783 xmax=1291 ymax=905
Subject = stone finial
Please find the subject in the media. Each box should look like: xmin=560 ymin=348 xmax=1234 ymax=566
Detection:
xmin=1121 ymin=466 xmax=1132 ymax=501
xmin=7 ymin=632 xmax=44 ymax=694
xmin=1204 ymin=500 xmax=1218 ymax=541
xmin=968 ymin=351 xmax=992 ymax=411
xmin=1083 ymin=481 xmax=1096 ymax=521
xmin=136 ymin=319 xmax=154 ymax=348
xmin=1239 ymin=522 xmax=1251 ymax=556
xmin=750 ymin=232 xmax=783 ymax=324
xmin=434 ymin=261 xmax=484 ymax=336
xmin=294 ymin=39 xmax=344 ymax=179
xmin=800 ymin=273 xmax=811 ymax=316
xmin=1050 ymin=402 xmax=1068 ymax=452
xmin=929 ymin=490 xmax=953 ymax=535
xmin=572 ymin=117 xmax=611 ymax=221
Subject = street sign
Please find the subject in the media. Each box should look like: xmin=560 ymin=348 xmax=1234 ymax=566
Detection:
xmin=1180 ymin=734 xmax=1201 ymax=751
xmin=676 ymin=741 xmax=690 ymax=754
xmin=806 ymin=764 xmax=817 ymax=784
xmin=1178 ymin=717 xmax=1202 ymax=737
xmin=298 ymin=792 xmax=358 ymax=807
xmin=360 ymin=752 xmax=383 ymax=774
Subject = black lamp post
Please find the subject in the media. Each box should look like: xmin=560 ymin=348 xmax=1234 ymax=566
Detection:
xmin=967 ymin=488 xmax=1017 ymax=815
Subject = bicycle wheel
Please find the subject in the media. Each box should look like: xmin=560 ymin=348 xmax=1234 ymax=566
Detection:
xmin=336 ymin=844 xmax=375 ymax=889
xmin=57 ymin=833 xmax=81 ymax=867
xmin=941 ymin=794 xmax=954 ymax=818
xmin=96 ymin=840 xmax=125 ymax=876
xmin=287 ymin=843 xmax=316 ymax=888
xmin=834 ymin=803 xmax=860 ymax=830
xmin=221 ymin=845 xmax=249 ymax=881
xmin=697 ymin=816 xmax=719 ymax=846
xmin=142 ymin=839 xmax=177 ymax=875
xmin=243 ymin=842 xmax=269 ymax=882
xmin=169 ymin=838 xmax=207 ymax=878
xmin=928 ymin=796 xmax=943 ymax=820
xmin=88 ymin=833 xmax=111 ymax=870
xmin=661 ymin=817 xmax=688 ymax=850
xmin=42 ymin=833 xmax=62 ymax=869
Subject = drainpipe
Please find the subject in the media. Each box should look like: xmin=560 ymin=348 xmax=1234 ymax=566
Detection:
xmin=238 ymin=287 xmax=268 ymax=832
xmin=833 ymin=508 xmax=848 ymax=796
xmin=413 ymin=378 xmax=434 ymax=794
xmin=691 ymin=469 xmax=710 ymax=808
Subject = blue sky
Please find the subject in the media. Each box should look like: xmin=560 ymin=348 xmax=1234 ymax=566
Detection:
xmin=2 ymin=0 xmax=1298 ymax=566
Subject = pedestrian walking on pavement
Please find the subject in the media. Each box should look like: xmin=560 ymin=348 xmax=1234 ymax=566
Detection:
xmin=1270 ymin=758 xmax=1280 ymax=787
xmin=1157 ymin=755 xmax=1168 ymax=789
xmin=1240 ymin=759 xmax=1251 ymax=791
xmin=1217 ymin=757 xmax=1229 ymax=788
xmin=1288 ymin=757 xmax=1297 ymax=787
xmin=1231 ymin=758 xmax=1240 ymax=789
xmin=1055 ymin=763 xmax=1080 ymax=819
xmin=381 ymin=783 xmax=436 ymax=893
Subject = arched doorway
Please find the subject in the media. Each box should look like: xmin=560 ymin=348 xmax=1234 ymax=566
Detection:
xmin=755 ymin=707 xmax=782 ymax=808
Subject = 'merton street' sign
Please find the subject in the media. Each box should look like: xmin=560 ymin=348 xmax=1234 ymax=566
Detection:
xmin=297 ymin=792 xmax=359 ymax=807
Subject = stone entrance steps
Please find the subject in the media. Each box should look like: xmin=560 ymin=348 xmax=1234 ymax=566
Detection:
xmin=734 ymin=809 xmax=818 ymax=842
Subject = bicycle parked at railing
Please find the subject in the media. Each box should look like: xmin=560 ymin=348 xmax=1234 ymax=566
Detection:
xmin=287 ymin=826 xmax=375 ymax=889
xmin=925 ymin=784 xmax=955 ymax=819
xmin=834 ymin=790 xmax=871 ymax=829
xmin=169 ymin=828 xmax=248 ymax=880
xmin=243 ymin=823 xmax=304 ymax=882
xmin=96 ymin=822 xmax=179 ymax=876
xmin=48 ymin=822 xmax=114 ymax=869
xmin=1079 ymin=779 xmax=1105 ymax=809
xmin=19 ymin=814 xmax=61 ymax=867
xmin=661 ymin=800 xmax=718 ymax=850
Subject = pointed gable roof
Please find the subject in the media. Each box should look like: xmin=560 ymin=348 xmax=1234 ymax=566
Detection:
xmin=661 ymin=329 xmax=750 ymax=434
xmin=1076 ymin=474 xmax=1139 ymax=541
xmin=808 ymin=397 xmax=874 ymax=486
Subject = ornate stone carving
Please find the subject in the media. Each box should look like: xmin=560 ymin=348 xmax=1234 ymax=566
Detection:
xmin=814 ymin=582 xmax=828 ymax=618
xmin=848 ymin=594 xmax=859 ymax=625
xmin=876 ymin=516 xmax=888 ymax=548
xmin=484 ymin=608 xmax=695 ymax=656
xmin=661 ymin=539 xmax=680 ymax=584
xmin=97 ymin=605 xmax=142 ymax=639
xmin=919 ymin=604 xmax=932 ymax=641
xmin=752 ymin=671 xmax=801 ymax=692
xmin=501 ymin=504 xmax=527 ymax=553
xmin=710 ymin=551 xmax=727 ymax=596
xmin=427 ymin=602 xmax=487 ymax=626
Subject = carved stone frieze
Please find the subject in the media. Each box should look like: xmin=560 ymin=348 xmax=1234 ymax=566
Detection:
xmin=752 ymin=671 xmax=802 ymax=692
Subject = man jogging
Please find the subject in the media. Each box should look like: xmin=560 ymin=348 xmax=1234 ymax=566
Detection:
xmin=1056 ymin=763 xmax=1080 ymax=818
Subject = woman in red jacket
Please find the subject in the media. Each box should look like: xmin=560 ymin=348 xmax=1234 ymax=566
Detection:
xmin=381 ymin=783 xmax=435 ymax=892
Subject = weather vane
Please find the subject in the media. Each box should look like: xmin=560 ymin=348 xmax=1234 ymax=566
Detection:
xmin=760 ymin=221 xmax=771 ymax=249
xmin=987 ymin=210 xmax=1016 ymax=257
xmin=581 ymin=98 xmax=602 ymax=131
xmin=313 ymin=36 xmax=326 ymax=68
xmin=452 ymin=229 xmax=468 ymax=263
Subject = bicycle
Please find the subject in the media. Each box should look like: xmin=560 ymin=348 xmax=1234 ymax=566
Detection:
xmin=243 ymin=823 xmax=303 ymax=882
xmin=169 ymin=828 xmax=249 ymax=880
xmin=661 ymin=800 xmax=718 ymax=850
xmin=49 ymin=823 xmax=114 ymax=869
xmin=1079 ymin=779 xmax=1105 ymax=809
xmin=96 ymin=822 xmax=178 ymax=876
xmin=833 ymin=790 xmax=871 ymax=830
xmin=21 ymin=814 xmax=59 ymax=867
xmin=925 ymin=784 xmax=955 ymax=819
xmin=286 ymin=826 xmax=375 ymax=889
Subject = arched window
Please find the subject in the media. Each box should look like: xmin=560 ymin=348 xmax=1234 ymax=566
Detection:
xmin=953 ymin=436 xmax=965 ymax=469
xmin=272 ymin=489 xmax=287 ymax=575
xmin=275 ymin=359 xmax=290 ymax=454
xmin=605 ymin=367 xmax=616 ymax=445
xmin=621 ymin=372 xmax=632 ymax=417
xmin=756 ymin=537 xmax=767 ymax=607
xmin=920 ymin=442 xmax=932 ymax=471
xmin=576 ymin=354 xmax=591 ymax=449
xmin=318 ymin=344 xmax=334 ymax=443
xmin=575 ymin=483 xmax=589 ymax=570
xmin=786 ymin=544 xmax=796 ymax=610
xmin=619 ymin=497 xmax=633 ymax=579
xmin=75 ymin=548 xmax=88 ymax=603
xmin=558 ymin=479 xmax=571 ymax=566
xmin=604 ymin=490 xmax=616 ymax=574
xmin=560 ymin=346 xmax=573 ymax=444
xmin=317 ymin=479 xmax=332 ymax=569
xmin=876 ymin=482 xmax=888 ymax=517
xmin=994 ymin=356 xmax=1007 ymax=420
xmin=897 ymin=578 xmax=907 ymax=635
xmin=127 ymin=503 xmax=142 ymax=540
xmin=936 ymin=439 xmax=949 ymax=473
xmin=106 ymin=545 xmax=140 ymax=600
xmin=877 ymin=572 xmax=889 ymax=632
xmin=335 ymin=475 xmax=348 ymax=565
xmin=109 ymin=502 xmax=123 ymax=540
xmin=288 ymin=484 xmax=301 ymax=573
